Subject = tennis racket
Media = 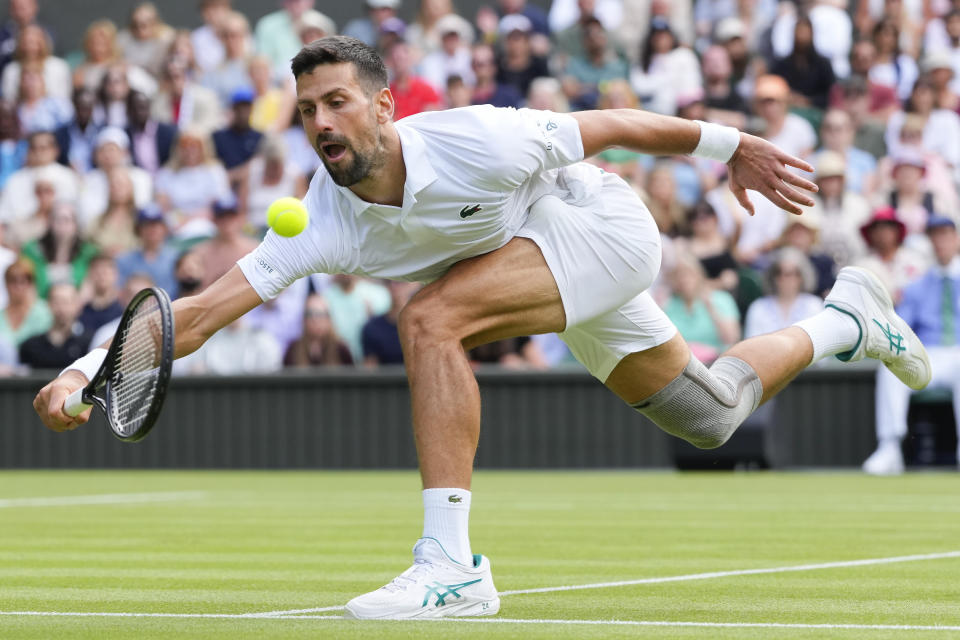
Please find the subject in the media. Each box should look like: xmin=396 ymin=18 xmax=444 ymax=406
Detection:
xmin=63 ymin=287 xmax=175 ymax=442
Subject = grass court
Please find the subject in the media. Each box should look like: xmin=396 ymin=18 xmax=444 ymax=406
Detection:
xmin=2 ymin=470 xmax=959 ymax=639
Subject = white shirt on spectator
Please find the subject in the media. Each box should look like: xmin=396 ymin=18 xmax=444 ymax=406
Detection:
xmin=245 ymin=157 xmax=304 ymax=229
xmin=548 ymin=0 xmax=623 ymax=33
xmin=706 ymin=185 xmax=787 ymax=259
xmin=78 ymin=166 xmax=154 ymax=228
xmin=0 ymin=245 xmax=15 ymax=309
xmin=630 ymin=47 xmax=701 ymax=115
xmin=766 ymin=113 xmax=816 ymax=160
xmin=419 ymin=47 xmax=475 ymax=94
xmin=1 ymin=57 xmax=71 ymax=101
xmin=184 ymin=318 xmax=282 ymax=375
xmin=869 ymin=54 xmax=919 ymax=101
xmin=191 ymin=24 xmax=225 ymax=73
xmin=884 ymin=109 xmax=960 ymax=177
xmin=745 ymin=293 xmax=824 ymax=338
xmin=0 ymin=163 xmax=80 ymax=224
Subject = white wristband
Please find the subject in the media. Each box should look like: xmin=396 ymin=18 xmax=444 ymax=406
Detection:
xmin=60 ymin=348 xmax=107 ymax=383
xmin=691 ymin=120 xmax=741 ymax=163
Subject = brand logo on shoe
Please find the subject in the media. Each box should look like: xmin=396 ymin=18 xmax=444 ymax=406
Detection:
xmin=873 ymin=319 xmax=906 ymax=354
xmin=421 ymin=579 xmax=482 ymax=607
xmin=447 ymin=494 xmax=462 ymax=504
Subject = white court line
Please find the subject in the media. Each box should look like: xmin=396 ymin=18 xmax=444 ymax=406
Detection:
xmin=254 ymin=549 xmax=960 ymax=617
xmin=0 ymin=491 xmax=206 ymax=508
xmin=3 ymin=612 xmax=960 ymax=632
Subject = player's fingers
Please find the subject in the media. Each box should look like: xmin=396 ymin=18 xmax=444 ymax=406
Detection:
xmin=778 ymin=151 xmax=814 ymax=174
xmin=761 ymin=187 xmax=803 ymax=215
xmin=730 ymin=183 xmax=755 ymax=216
xmin=774 ymin=181 xmax=816 ymax=208
xmin=777 ymin=168 xmax=819 ymax=193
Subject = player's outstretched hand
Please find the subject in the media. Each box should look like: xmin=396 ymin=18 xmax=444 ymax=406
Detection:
xmin=33 ymin=370 xmax=91 ymax=432
xmin=727 ymin=133 xmax=817 ymax=216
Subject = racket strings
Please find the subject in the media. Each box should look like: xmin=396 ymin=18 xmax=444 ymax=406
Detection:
xmin=111 ymin=298 xmax=163 ymax=437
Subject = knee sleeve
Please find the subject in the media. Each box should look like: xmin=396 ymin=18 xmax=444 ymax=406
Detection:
xmin=630 ymin=355 xmax=763 ymax=449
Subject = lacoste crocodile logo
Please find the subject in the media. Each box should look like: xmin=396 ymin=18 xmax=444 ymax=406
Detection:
xmin=459 ymin=205 xmax=481 ymax=218
xmin=448 ymin=494 xmax=463 ymax=503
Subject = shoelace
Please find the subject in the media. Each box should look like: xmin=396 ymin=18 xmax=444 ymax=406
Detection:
xmin=382 ymin=559 xmax=435 ymax=592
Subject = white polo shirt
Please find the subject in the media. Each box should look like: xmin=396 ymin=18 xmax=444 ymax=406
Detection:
xmin=237 ymin=105 xmax=586 ymax=301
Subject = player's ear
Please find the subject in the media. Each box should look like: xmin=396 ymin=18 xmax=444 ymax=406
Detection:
xmin=375 ymin=87 xmax=395 ymax=124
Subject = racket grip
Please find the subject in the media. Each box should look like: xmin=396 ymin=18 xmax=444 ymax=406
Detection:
xmin=64 ymin=388 xmax=92 ymax=417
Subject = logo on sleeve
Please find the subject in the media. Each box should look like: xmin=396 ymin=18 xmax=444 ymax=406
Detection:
xmin=459 ymin=205 xmax=482 ymax=218
xmin=255 ymin=257 xmax=275 ymax=274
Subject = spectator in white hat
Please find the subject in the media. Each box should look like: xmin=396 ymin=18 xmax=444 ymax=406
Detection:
xmin=922 ymin=49 xmax=959 ymax=111
xmin=495 ymin=14 xmax=548 ymax=98
xmin=813 ymin=150 xmax=870 ymax=267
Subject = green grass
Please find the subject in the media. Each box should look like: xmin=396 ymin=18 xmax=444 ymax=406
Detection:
xmin=2 ymin=470 xmax=960 ymax=639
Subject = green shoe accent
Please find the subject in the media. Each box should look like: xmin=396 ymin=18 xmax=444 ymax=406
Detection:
xmin=421 ymin=578 xmax=483 ymax=607
xmin=872 ymin=318 xmax=906 ymax=354
xmin=825 ymin=303 xmax=863 ymax=362
xmin=473 ymin=554 xmax=482 ymax=568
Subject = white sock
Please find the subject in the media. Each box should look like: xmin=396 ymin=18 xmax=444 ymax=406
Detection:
xmin=422 ymin=488 xmax=473 ymax=566
xmin=793 ymin=308 xmax=861 ymax=364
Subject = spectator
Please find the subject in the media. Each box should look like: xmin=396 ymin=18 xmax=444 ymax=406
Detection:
xmin=0 ymin=24 xmax=69 ymax=101
xmin=468 ymin=335 xmax=547 ymax=370
xmin=125 ymin=89 xmax=176 ymax=176
xmin=864 ymin=216 xmax=960 ymax=475
xmin=11 ymin=173 xmax=56 ymax=246
xmin=470 ymin=43 xmax=522 ymax=108
xmin=17 ymin=282 xmax=88 ymax=369
xmin=0 ymin=223 xmax=15 ymax=309
xmin=0 ymin=98 xmax=27 ymax=188
xmin=212 ymin=87 xmax=262 ymax=176
xmin=193 ymin=196 xmax=258 ymax=289
xmin=869 ymin=17 xmax=918 ymax=101
xmin=714 ymin=16 xmax=754 ymax=103
xmin=922 ymin=50 xmax=959 ymax=112
xmin=701 ymin=45 xmax=748 ymax=129
xmin=343 ymin=0 xmax=401 ymax=48
xmin=168 ymin=29 xmax=202 ymax=78
xmin=114 ymin=205 xmax=178 ymax=295
xmin=924 ymin=7 xmax=960 ymax=64
xmin=407 ymin=0 xmax=463 ymax=56
xmin=116 ymin=2 xmax=175 ymax=79
xmin=562 ymin=17 xmax=628 ymax=111
xmin=0 ymin=0 xmax=48 ymax=77
xmin=324 ymin=274 xmax=390 ymax=362
xmin=553 ymin=0 xmax=620 ymax=63
xmin=525 ymin=76 xmax=569 ymax=112
xmin=814 ymin=109 xmax=877 ymax=197
xmin=282 ymin=108 xmax=321 ymax=177
xmin=296 ymin=8 xmax=336 ymax=47
xmin=777 ymin=212 xmax=836 ymax=298
xmin=678 ymin=199 xmax=739 ymax=294
xmin=386 ymin=41 xmax=442 ymax=120
xmin=0 ymin=257 xmax=51 ymax=347
xmin=830 ymin=38 xmax=899 ymax=120
xmin=662 ymin=250 xmax=740 ymax=364
xmin=498 ymin=0 xmax=550 ymax=44
xmin=54 ymin=87 xmax=100 ymax=173
xmin=254 ymin=0 xmax=322 ymax=69
xmin=87 ymin=271 xmax=154 ymax=349
xmin=87 ymin=167 xmax=139 ymax=256
xmin=21 ymin=202 xmax=98 ymax=298
xmin=885 ymin=150 xmax=941 ymax=249
xmin=284 ymin=293 xmax=353 ymax=366
xmin=0 ymin=130 xmax=79 ymax=226
xmin=495 ymin=14 xmax=549 ymax=98
xmin=72 ymin=20 xmax=121 ymax=92
xmin=855 ymin=206 xmax=928 ymax=301
xmin=770 ymin=1 xmax=852 ymax=80
xmin=813 ymin=151 xmax=870 ymax=268
xmin=172 ymin=248 xmax=205 ymax=298
xmin=643 ymin=162 xmax=686 ymax=236
xmin=362 ymin=280 xmax=419 ymax=366
xmin=192 ymin=0 xmax=230 ymax=74
xmin=154 ymin=127 xmax=232 ymax=240
xmin=419 ymin=14 xmax=475 ymax=94
xmin=243 ymin=134 xmax=307 ymax=233
xmin=79 ymin=126 xmax=153 ymax=227
xmin=151 ymin=56 xmax=223 ymax=133
xmin=833 ymin=76 xmax=888 ymax=159
xmin=752 ymin=74 xmax=816 ymax=160
xmin=185 ymin=315 xmax=282 ymax=374
xmin=744 ymin=248 xmax=823 ymax=339
xmin=76 ymin=254 xmax=123 ymax=335
xmin=630 ymin=16 xmax=701 ymax=115
xmin=202 ymin=11 xmax=253 ymax=107
xmin=444 ymin=74 xmax=471 ymax=108
xmin=885 ymin=76 xmax=960 ymax=180
xmin=771 ymin=15 xmax=835 ymax=110
xmin=93 ymin=63 xmax=140 ymax=129
xmin=16 ymin=64 xmax=72 ymax=134
xmin=245 ymin=276 xmax=309 ymax=353
xmin=248 ymin=55 xmax=294 ymax=134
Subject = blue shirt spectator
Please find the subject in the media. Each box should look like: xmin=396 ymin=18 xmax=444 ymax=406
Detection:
xmin=361 ymin=314 xmax=404 ymax=365
xmin=114 ymin=206 xmax=179 ymax=296
xmin=212 ymin=89 xmax=262 ymax=170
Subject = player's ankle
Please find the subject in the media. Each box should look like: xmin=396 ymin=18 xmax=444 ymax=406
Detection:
xmin=422 ymin=488 xmax=473 ymax=565
xmin=793 ymin=308 xmax=861 ymax=364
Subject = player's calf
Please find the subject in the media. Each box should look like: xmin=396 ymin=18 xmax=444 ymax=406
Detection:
xmin=630 ymin=355 xmax=763 ymax=449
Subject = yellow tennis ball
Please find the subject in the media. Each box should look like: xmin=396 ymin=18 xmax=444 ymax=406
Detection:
xmin=267 ymin=197 xmax=308 ymax=237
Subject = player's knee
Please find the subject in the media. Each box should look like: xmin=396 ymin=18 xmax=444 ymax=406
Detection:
xmin=397 ymin=295 xmax=459 ymax=350
xmin=630 ymin=355 xmax=763 ymax=450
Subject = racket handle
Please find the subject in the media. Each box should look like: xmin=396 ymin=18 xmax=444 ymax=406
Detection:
xmin=64 ymin=388 xmax=92 ymax=417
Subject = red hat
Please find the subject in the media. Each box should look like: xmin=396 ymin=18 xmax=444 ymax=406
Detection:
xmin=860 ymin=206 xmax=906 ymax=246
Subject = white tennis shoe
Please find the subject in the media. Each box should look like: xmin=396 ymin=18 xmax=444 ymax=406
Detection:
xmin=344 ymin=537 xmax=500 ymax=619
xmin=825 ymin=267 xmax=931 ymax=390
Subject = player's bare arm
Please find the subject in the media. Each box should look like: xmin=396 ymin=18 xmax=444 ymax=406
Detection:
xmin=571 ymin=109 xmax=818 ymax=216
xmin=33 ymin=266 xmax=262 ymax=433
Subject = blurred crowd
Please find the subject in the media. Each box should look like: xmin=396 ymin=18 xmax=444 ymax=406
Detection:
xmin=1 ymin=0 xmax=959 ymax=379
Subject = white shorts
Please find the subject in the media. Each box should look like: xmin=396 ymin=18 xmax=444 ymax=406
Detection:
xmin=517 ymin=169 xmax=677 ymax=382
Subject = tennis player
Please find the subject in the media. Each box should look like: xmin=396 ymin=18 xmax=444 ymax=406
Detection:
xmin=34 ymin=36 xmax=930 ymax=619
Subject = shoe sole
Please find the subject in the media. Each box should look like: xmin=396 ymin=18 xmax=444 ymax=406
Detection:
xmin=344 ymin=597 xmax=501 ymax=620
xmin=836 ymin=267 xmax=931 ymax=390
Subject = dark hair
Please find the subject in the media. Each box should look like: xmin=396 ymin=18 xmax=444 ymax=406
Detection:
xmin=640 ymin=21 xmax=676 ymax=72
xmin=290 ymin=35 xmax=388 ymax=94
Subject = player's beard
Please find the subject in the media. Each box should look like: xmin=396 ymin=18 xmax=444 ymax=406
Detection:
xmin=316 ymin=127 xmax=383 ymax=188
